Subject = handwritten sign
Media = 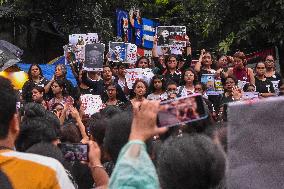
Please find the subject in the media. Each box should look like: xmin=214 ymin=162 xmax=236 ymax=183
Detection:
xmin=80 ymin=94 xmax=103 ymax=116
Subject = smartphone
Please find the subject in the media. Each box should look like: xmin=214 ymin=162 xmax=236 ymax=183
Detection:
xmin=58 ymin=143 xmax=89 ymax=162
xmin=157 ymin=94 xmax=208 ymax=127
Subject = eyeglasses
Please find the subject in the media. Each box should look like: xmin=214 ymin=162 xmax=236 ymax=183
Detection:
xmin=167 ymin=87 xmax=177 ymax=91
xmin=185 ymin=74 xmax=194 ymax=77
xmin=265 ymin=59 xmax=274 ymax=62
xmin=225 ymin=81 xmax=235 ymax=84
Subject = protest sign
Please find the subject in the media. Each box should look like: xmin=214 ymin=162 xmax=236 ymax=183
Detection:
xmin=157 ymin=26 xmax=187 ymax=47
xmin=69 ymin=34 xmax=87 ymax=46
xmin=109 ymin=42 xmax=127 ymax=62
xmin=242 ymin=92 xmax=259 ymax=100
xmin=69 ymin=33 xmax=98 ymax=46
xmin=215 ymin=79 xmax=224 ymax=94
xmin=170 ymin=42 xmax=184 ymax=55
xmin=125 ymin=68 xmax=143 ymax=89
xmin=80 ymin=94 xmax=103 ymax=116
xmin=201 ymin=74 xmax=217 ymax=95
xmin=142 ymin=68 xmax=154 ymax=85
xmin=141 ymin=18 xmax=156 ymax=49
xmin=116 ymin=9 xmax=132 ymax=42
xmin=137 ymin=48 xmax=152 ymax=58
xmin=84 ymin=43 xmax=104 ymax=71
xmin=85 ymin=33 xmax=99 ymax=44
xmin=126 ymin=43 xmax=137 ymax=64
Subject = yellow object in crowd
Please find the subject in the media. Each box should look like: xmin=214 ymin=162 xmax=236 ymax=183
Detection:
xmin=0 ymin=71 xmax=28 ymax=89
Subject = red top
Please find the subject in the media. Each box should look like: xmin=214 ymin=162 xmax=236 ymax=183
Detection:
xmin=233 ymin=67 xmax=250 ymax=82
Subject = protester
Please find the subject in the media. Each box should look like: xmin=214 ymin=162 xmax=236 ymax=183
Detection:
xmin=0 ymin=76 xmax=75 ymax=189
xmin=109 ymin=100 xmax=167 ymax=188
xmin=226 ymin=51 xmax=255 ymax=87
xmin=194 ymin=49 xmax=216 ymax=80
xmin=130 ymin=79 xmax=148 ymax=104
xmin=157 ymin=134 xmax=226 ymax=189
xmin=103 ymin=84 xmax=126 ymax=108
xmin=48 ymin=79 xmax=74 ymax=109
xmin=147 ymin=75 xmax=168 ymax=100
xmin=22 ymin=64 xmax=49 ymax=103
xmin=45 ymin=64 xmax=75 ymax=99
xmin=82 ymin=65 xmax=127 ymax=102
xmin=254 ymin=62 xmax=275 ymax=97
xmin=264 ymin=55 xmax=282 ymax=94
xmin=178 ymin=68 xmax=197 ymax=97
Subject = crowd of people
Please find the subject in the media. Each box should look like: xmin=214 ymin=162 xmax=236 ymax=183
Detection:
xmin=0 ymin=35 xmax=283 ymax=189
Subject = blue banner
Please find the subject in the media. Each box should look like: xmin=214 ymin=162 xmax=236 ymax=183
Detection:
xmin=141 ymin=18 xmax=156 ymax=49
xmin=116 ymin=9 xmax=132 ymax=42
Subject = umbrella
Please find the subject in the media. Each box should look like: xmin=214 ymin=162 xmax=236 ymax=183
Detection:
xmin=0 ymin=40 xmax=23 ymax=71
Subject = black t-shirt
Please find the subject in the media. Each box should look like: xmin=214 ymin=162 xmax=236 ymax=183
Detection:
xmin=255 ymin=77 xmax=275 ymax=93
xmin=22 ymin=77 xmax=49 ymax=103
xmin=266 ymin=72 xmax=282 ymax=92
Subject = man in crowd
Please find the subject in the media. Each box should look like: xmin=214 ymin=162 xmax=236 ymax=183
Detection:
xmin=0 ymin=76 xmax=75 ymax=189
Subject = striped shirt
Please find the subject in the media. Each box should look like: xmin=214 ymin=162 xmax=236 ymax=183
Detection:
xmin=0 ymin=150 xmax=75 ymax=189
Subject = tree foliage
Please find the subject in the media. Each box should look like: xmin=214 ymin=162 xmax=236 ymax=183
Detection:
xmin=1 ymin=0 xmax=284 ymax=54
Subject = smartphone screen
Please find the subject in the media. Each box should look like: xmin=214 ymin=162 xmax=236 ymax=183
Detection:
xmin=157 ymin=94 xmax=208 ymax=127
xmin=58 ymin=143 xmax=89 ymax=162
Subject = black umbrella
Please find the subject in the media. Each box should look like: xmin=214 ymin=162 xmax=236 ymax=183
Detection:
xmin=0 ymin=40 xmax=23 ymax=71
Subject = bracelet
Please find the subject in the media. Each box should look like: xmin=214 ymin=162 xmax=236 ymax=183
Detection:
xmin=89 ymin=164 xmax=104 ymax=169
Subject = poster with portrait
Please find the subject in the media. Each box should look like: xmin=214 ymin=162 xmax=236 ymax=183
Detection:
xmin=109 ymin=42 xmax=127 ymax=62
xmin=126 ymin=43 xmax=137 ymax=64
xmin=156 ymin=46 xmax=170 ymax=56
xmin=156 ymin=26 xmax=187 ymax=47
xmin=125 ymin=68 xmax=143 ymax=89
xmin=201 ymin=74 xmax=216 ymax=95
xmin=85 ymin=33 xmax=99 ymax=44
xmin=69 ymin=34 xmax=87 ymax=46
xmin=69 ymin=33 xmax=99 ymax=46
xmin=84 ymin=43 xmax=105 ymax=71
xmin=116 ymin=9 xmax=132 ymax=42
xmin=80 ymin=94 xmax=103 ymax=116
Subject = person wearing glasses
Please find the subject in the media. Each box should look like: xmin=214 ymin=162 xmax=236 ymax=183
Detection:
xmin=255 ymin=62 xmax=275 ymax=98
xmin=165 ymin=80 xmax=179 ymax=99
xmin=177 ymin=68 xmax=197 ymax=97
xmin=264 ymin=55 xmax=282 ymax=95
xmin=220 ymin=76 xmax=242 ymax=105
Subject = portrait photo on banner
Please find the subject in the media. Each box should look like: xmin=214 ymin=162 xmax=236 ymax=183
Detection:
xmin=84 ymin=43 xmax=105 ymax=71
xmin=156 ymin=26 xmax=187 ymax=47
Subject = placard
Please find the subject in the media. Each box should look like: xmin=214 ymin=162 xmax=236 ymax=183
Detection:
xmin=109 ymin=42 xmax=127 ymax=62
xmin=156 ymin=26 xmax=187 ymax=47
xmin=126 ymin=43 xmax=137 ymax=64
xmin=242 ymin=92 xmax=259 ymax=100
xmin=84 ymin=43 xmax=105 ymax=71
xmin=125 ymin=68 xmax=143 ymax=89
xmin=80 ymin=94 xmax=103 ymax=116
xmin=69 ymin=33 xmax=99 ymax=46
xmin=201 ymin=74 xmax=216 ymax=95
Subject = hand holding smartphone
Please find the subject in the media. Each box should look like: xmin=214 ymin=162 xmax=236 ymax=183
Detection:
xmin=58 ymin=143 xmax=89 ymax=162
xmin=157 ymin=94 xmax=208 ymax=127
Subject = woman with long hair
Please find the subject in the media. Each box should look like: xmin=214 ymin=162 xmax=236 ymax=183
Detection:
xmin=147 ymin=75 xmax=167 ymax=101
xmin=22 ymin=64 xmax=49 ymax=103
xmin=45 ymin=64 xmax=75 ymax=99
xmin=130 ymin=79 xmax=148 ymax=105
